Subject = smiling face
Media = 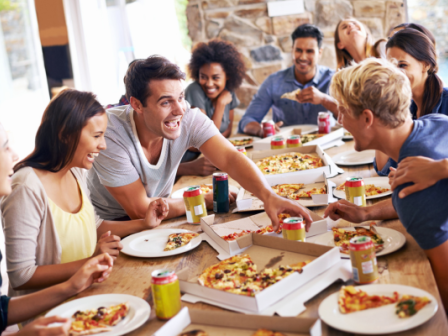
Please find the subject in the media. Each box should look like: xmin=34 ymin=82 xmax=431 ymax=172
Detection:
xmin=386 ymin=46 xmax=428 ymax=97
xmin=70 ymin=113 xmax=107 ymax=170
xmin=0 ymin=125 xmax=18 ymax=197
xmin=199 ymin=63 xmax=227 ymax=100
xmin=292 ymin=37 xmax=322 ymax=77
xmin=336 ymin=19 xmax=367 ymax=51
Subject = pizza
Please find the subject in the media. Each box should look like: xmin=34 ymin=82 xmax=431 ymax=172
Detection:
xmin=252 ymin=329 xmax=286 ymax=336
xmin=229 ymin=138 xmax=253 ymax=147
xmin=256 ymin=152 xmax=323 ymax=175
xmin=199 ymin=184 xmax=213 ymax=194
xmin=301 ymin=134 xmax=324 ymax=144
xmin=338 ymin=286 xmax=399 ymax=314
xmin=198 ymin=254 xmax=309 ymax=297
xmin=164 ymin=232 xmax=199 ymax=251
xmin=294 ymin=187 xmax=327 ymax=199
xmin=336 ymin=182 xmax=390 ymax=197
xmin=179 ymin=331 xmax=209 ymax=336
xmin=331 ymin=225 xmax=384 ymax=254
xmin=70 ymin=303 xmax=130 ymax=335
xmin=280 ymin=88 xmax=301 ymax=101
xmin=396 ymin=295 xmax=431 ymax=318
xmin=271 ymin=183 xmax=304 ymax=198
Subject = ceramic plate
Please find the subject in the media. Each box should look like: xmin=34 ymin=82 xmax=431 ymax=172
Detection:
xmin=332 ymin=150 xmax=375 ymax=166
xmin=312 ymin=226 xmax=406 ymax=258
xmin=171 ymin=184 xmax=239 ymax=199
xmin=319 ymin=284 xmax=438 ymax=334
xmin=333 ymin=177 xmax=392 ymax=200
xmin=121 ymin=229 xmax=202 ymax=257
xmin=46 ymin=294 xmax=150 ymax=336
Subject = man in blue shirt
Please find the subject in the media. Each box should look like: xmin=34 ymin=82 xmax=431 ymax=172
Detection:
xmin=238 ymin=24 xmax=337 ymax=136
xmin=327 ymin=57 xmax=448 ymax=311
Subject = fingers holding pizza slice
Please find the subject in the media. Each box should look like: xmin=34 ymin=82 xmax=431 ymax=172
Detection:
xmin=281 ymin=88 xmax=301 ymax=101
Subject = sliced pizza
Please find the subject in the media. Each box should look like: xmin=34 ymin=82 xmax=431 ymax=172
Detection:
xmin=256 ymin=152 xmax=323 ymax=175
xmin=271 ymin=183 xmax=304 ymax=198
xmin=280 ymin=88 xmax=301 ymax=101
xmin=179 ymin=330 xmax=209 ymax=336
xmin=164 ymin=232 xmax=199 ymax=251
xmin=301 ymin=134 xmax=325 ymax=144
xmin=336 ymin=182 xmax=390 ymax=196
xmin=252 ymin=329 xmax=287 ymax=336
xmin=221 ymin=226 xmax=274 ymax=241
xmin=229 ymin=138 xmax=253 ymax=147
xmin=396 ymin=295 xmax=431 ymax=318
xmin=199 ymin=184 xmax=213 ymax=194
xmin=294 ymin=187 xmax=327 ymax=199
xmin=338 ymin=286 xmax=399 ymax=314
xmin=331 ymin=225 xmax=384 ymax=254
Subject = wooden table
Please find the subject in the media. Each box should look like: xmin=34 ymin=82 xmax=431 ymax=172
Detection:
xmin=78 ymin=140 xmax=448 ymax=336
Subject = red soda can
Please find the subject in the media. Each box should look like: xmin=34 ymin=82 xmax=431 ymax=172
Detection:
xmin=262 ymin=120 xmax=276 ymax=138
xmin=318 ymin=112 xmax=331 ymax=134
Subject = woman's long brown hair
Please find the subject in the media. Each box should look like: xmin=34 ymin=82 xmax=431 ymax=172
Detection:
xmin=386 ymin=28 xmax=443 ymax=117
xmin=14 ymin=89 xmax=105 ymax=172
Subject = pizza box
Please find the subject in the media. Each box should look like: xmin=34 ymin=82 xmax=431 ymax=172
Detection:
xmin=153 ymin=307 xmax=322 ymax=336
xmin=248 ymin=144 xmax=343 ymax=179
xmin=200 ymin=211 xmax=328 ymax=257
xmin=177 ymin=233 xmax=340 ymax=313
xmin=252 ymin=127 xmax=343 ymax=151
xmin=235 ymin=172 xmax=337 ymax=211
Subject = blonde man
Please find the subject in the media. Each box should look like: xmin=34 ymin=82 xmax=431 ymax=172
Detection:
xmin=326 ymin=58 xmax=448 ymax=310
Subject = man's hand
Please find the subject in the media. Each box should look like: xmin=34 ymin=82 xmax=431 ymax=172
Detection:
xmin=183 ymin=157 xmax=217 ymax=176
xmin=391 ymin=156 xmax=448 ymax=198
xmin=204 ymin=191 xmax=237 ymax=210
xmin=256 ymin=121 xmax=283 ymax=138
xmin=217 ymin=90 xmax=233 ymax=106
xmin=94 ymin=231 xmax=123 ymax=260
xmin=264 ymin=194 xmax=313 ymax=232
xmin=66 ymin=253 xmax=114 ymax=295
xmin=17 ymin=316 xmax=71 ymax=336
xmin=324 ymin=200 xmax=368 ymax=223
xmin=144 ymin=198 xmax=169 ymax=229
xmin=296 ymin=86 xmax=325 ymax=105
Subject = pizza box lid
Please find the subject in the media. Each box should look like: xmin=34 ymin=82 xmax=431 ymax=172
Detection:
xmin=153 ymin=307 xmax=321 ymax=336
xmin=177 ymin=234 xmax=340 ymax=313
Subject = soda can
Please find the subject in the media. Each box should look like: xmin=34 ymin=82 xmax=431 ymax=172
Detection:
xmin=318 ymin=112 xmax=331 ymax=134
xmin=262 ymin=120 xmax=276 ymax=138
xmin=151 ymin=269 xmax=182 ymax=320
xmin=282 ymin=217 xmax=305 ymax=242
xmin=183 ymin=186 xmax=207 ymax=224
xmin=236 ymin=146 xmax=247 ymax=156
xmin=271 ymin=136 xmax=286 ymax=150
xmin=287 ymin=135 xmax=302 ymax=148
xmin=349 ymin=236 xmax=378 ymax=284
xmin=213 ymin=173 xmax=229 ymax=213
xmin=345 ymin=177 xmax=366 ymax=207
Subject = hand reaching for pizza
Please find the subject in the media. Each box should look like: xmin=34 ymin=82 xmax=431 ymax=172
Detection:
xmin=324 ymin=199 xmax=368 ymax=223
xmin=16 ymin=315 xmax=71 ymax=336
xmin=144 ymin=198 xmax=169 ymax=229
xmin=264 ymin=193 xmax=313 ymax=232
xmin=94 ymin=231 xmax=123 ymax=260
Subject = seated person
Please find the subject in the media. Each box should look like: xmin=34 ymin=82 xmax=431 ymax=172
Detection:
xmin=87 ymin=55 xmax=313 ymax=232
xmin=1 ymin=89 xmax=168 ymax=299
xmin=327 ymin=57 xmax=448 ymax=310
xmin=238 ymin=24 xmax=337 ymax=137
xmin=0 ymin=123 xmax=114 ymax=335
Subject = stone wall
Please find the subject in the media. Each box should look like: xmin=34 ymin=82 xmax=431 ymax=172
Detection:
xmin=186 ymin=0 xmax=406 ymax=109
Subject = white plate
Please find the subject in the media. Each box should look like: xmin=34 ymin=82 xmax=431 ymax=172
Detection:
xmin=319 ymin=284 xmax=438 ymax=334
xmin=46 ymin=294 xmax=150 ymax=336
xmin=333 ymin=177 xmax=392 ymax=200
xmin=228 ymin=136 xmax=261 ymax=148
xmin=121 ymin=229 xmax=201 ymax=258
xmin=171 ymin=184 xmax=239 ymax=199
xmin=332 ymin=150 xmax=375 ymax=166
xmin=312 ymin=226 xmax=406 ymax=258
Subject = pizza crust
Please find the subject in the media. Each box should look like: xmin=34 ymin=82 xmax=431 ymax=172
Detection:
xmin=281 ymin=88 xmax=301 ymax=101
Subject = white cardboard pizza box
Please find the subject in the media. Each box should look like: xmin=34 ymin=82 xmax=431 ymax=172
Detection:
xmin=177 ymin=234 xmax=340 ymax=313
xmin=235 ymin=172 xmax=338 ymax=212
xmin=248 ymin=144 xmax=344 ymax=179
xmin=252 ymin=127 xmax=344 ymax=151
xmin=200 ymin=212 xmax=328 ymax=258
xmin=153 ymin=307 xmax=322 ymax=336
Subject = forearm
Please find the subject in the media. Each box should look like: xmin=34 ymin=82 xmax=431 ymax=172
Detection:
xmin=97 ymin=219 xmax=146 ymax=238
xmin=8 ymin=282 xmax=75 ymax=325
xmin=321 ymin=94 xmax=339 ymax=116
xmin=375 ymin=150 xmax=390 ymax=172
xmin=243 ymin=121 xmax=262 ymax=137
xmin=436 ymin=158 xmax=448 ymax=180
xmin=363 ymin=199 xmax=398 ymax=221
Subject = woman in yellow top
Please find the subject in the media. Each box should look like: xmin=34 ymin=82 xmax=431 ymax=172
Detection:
xmin=1 ymin=89 xmax=169 ymax=298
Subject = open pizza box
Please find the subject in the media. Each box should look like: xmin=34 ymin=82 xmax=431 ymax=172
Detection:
xmin=153 ymin=307 xmax=322 ymax=336
xmin=177 ymin=234 xmax=341 ymax=313
xmin=200 ymin=212 xmax=327 ymax=258
xmin=235 ymin=171 xmax=338 ymax=212
xmin=252 ymin=126 xmax=344 ymax=151
xmin=248 ymin=144 xmax=344 ymax=179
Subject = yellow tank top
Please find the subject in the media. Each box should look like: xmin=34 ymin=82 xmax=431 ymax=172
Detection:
xmin=48 ymin=180 xmax=97 ymax=264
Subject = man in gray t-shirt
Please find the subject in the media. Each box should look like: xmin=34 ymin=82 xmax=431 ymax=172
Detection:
xmin=87 ymin=55 xmax=313 ymax=231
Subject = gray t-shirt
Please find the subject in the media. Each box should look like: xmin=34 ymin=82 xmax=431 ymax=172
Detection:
xmin=87 ymin=104 xmax=220 ymax=220
xmin=185 ymin=81 xmax=240 ymax=133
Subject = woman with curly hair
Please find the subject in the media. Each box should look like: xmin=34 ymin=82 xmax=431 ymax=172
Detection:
xmin=186 ymin=39 xmax=245 ymax=138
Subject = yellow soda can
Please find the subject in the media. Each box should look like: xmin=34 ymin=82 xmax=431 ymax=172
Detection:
xmin=282 ymin=217 xmax=306 ymax=242
xmin=271 ymin=136 xmax=286 ymax=149
xmin=151 ymin=269 xmax=182 ymax=320
xmin=345 ymin=177 xmax=366 ymax=207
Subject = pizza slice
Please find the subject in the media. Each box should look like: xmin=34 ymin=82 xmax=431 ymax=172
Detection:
xmin=354 ymin=226 xmax=384 ymax=253
xmin=271 ymin=183 xmax=304 ymax=198
xmin=252 ymin=329 xmax=287 ymax=336
xmin=280 ymin=88 xmax=301 ymax=101
xmin=229 ymin=138 xmax=253 ymax=147
xmin=179 ymin=330 xmax=209 ymax=336
xmin=221 ymin=226 xmax=274 ymax=241
xmin=164 ymin=232 xmax=199 ymax=251
xmin=396 ymin=295 xmax=431 ymax=318
xmin=292 ymin=187 xmax=327 ymax=199
xmin=336 ymin=183 xmax=390 ymax=197
xmin=338 ymin=286 xmax=399 ymax=314
xmin=336 ymin=182 xmax=346 ymax=191
xmin=332 ymin=225 xmax=384 ymax=254
xmin=199 ymin=184 xmax=213 ymax=194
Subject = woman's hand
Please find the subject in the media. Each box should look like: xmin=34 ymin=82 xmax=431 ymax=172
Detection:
xmin=16 ymin=316 xmax=71 ymax=336
xmin=144 ymin=198 xmax=169 ymax=229
xmin=94 ymin=231 xmax=122 ymax=260
xmin=217 ymin=90 xmax=233 ymax=107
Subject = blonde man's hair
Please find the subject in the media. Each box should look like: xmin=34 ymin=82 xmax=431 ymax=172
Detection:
xmin=330 ymin=58 xmax=412 ymax=128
